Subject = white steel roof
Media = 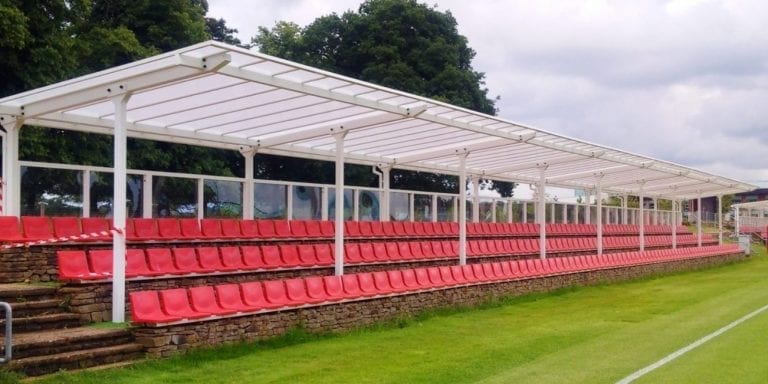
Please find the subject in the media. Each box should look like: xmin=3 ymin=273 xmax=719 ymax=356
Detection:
xmin=0 ymin=41 xmax=756 ymax=200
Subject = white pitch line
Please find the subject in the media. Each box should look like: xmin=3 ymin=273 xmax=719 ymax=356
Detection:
xmin=616 ymin=303 xmax=768 ymax=384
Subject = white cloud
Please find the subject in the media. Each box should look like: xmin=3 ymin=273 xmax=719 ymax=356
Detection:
xmin=207 ymin=0 xmax=768 ymax=187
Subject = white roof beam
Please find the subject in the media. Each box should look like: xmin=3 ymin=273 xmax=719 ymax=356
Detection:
xmin=483 ymin=152 xmax=603 ymax=176
xmin=600 ymin=171 xmax=688 ymax=189
xmin=14 ymin=52 xmax=231 ymax=119
xmin=545 ymin=165 xmax=631 ymax=183
xmin=394 ymin=136 xmax=532 ymax=165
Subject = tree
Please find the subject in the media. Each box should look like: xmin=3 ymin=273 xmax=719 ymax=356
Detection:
xmin=253 ymin=0 xmax=513 ymax=196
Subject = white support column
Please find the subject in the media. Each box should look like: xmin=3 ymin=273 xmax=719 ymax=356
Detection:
xmin=653 ymin=198 xmax=659 ymax=225
xmin=321 ymin=187 xmax=329 ymax=221
xmin=522 ymin=201 xmax=527 ymax=223
xmin=672 ymin=200 xmax=678 ymax=249
xmin=458 ymin=154 xmax=468 ymax=265
xmin=381 ymin=166 xmax=391 ymax=221
xmin=431 ymin=195 xmax=438 ymax=222
xmin=538 ymin=167 xmax=547 ymax=260
xmin=2 ymin=121 xmax=21 ymax=216
xmin=639 ymin=188 xmax=645 ymax=251
xmin=142 ymin=175 xmax=153 ymax=218
xmin=112 ymin=94 xmax=130 ymax=323
xmin=471 ymin=175 xmax=479 ymax=223
xmin=491 ymin=200 xmax=497 ymax=223
xmin=585 ymin=191 xmax=591 ymax=225
xmin=717 ymin=195 xmax=723 ymax=245
xmin=196 ymin=178 xmax=204 ymax=220
xmin=622 ymin=195 xmax=628 ymax=225
xmin=735 ymin=204 xmax=740 ymax=235
xmin=82 ymin=170 xmax=91 ymax=218
xmin=507 ymin=198 xmax=513 ymax=223
xmin=408 ymin=192 xmax=415 ymax=222
xmin=241 ymin=147 xmax=256 ymax=219
xmin=596 ymin=182 xmax=603 ymax=256
xmin=333 ymin=132 xmax=347 ymax=276
xmin=286 ymin=185 xmax=294 ymax=220
xmin=697 ymin=194 xmax=702 ymax=247
xmin=574 ymin=204 xmax=580 ymax=224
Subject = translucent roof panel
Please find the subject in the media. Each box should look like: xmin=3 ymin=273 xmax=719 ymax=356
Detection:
xmin=0 ymin=40 xmax=756 ymax=200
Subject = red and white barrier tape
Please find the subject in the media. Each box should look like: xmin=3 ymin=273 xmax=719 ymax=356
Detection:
xmin=1 ymin=228 xmax=122 ymax=249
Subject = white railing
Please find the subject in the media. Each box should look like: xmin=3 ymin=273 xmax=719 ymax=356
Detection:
xmin=18 ymin=161 xmax=678 ymax=224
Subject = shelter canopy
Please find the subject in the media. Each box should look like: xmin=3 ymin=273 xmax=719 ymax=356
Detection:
xmin=0 ymin=41 xmax=756 ymax=199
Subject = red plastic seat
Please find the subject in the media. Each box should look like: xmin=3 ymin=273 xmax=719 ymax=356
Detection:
xmin=263 ymin=280 xmax=293 ymax=307
xmin=215 ymin=284 xmax=253 ymax=312
xmin=52 ymin=217 xmax=82 ymax=240
xmin=414 ymin=268 xmax=434 ymax=288
xmin=156 ymin=218 xmax=181 ymax=239
xmin=189 ymin=286 xmax=237 ymax=315
xmin=273 ymin=220 xmax=291 ymax=237
xmin=344 ymin=243 xmax=363 ymax=263
xmin=462 ymin=265 xmax=480 ymax=282
xmin=126 ymin=249 xmax=161 ymax=278
xmin=88 ymin=249 xmax=113 ymax=277
xmin=315 ymin=243 xmax=334 ymax=265
xmin=220 ymin=219 xmax=243 ymax=238
xmin=322 ymin=276 xmax=346 ymax=300
xmin=420 ymin=242 xmax=435 ymax=258
xmin=305 ymin=220 xmax=323 ymax=237
xmin=358 ymin=243 xmax=377 ymax=262
xmin=439 ymin=266 xmax=456 ymax=285
xmin=372 ymin=271 xmax=394 ymax=293
xmin=385 ymin=243 xmax=401 ymax=260
xmin=319 ymin=221 xmax=335 ymax=237
xmin=401 ymin=269 xmax=421 ymax=289
xmin=279 ymin=244 xmax=301 ymax=266
xmin=392 ymin=221 xmax=407 ymax=236
xmin=179 ymin=218 xmax=203 ymax=239
xmin=409 ymin=242 xmax=424 ymax=259
xmin=240 ymin=220 xmax=259 ymax=238
xmin=472 ymin=264 xmax=488 ymax=281
xmin=451 ymin=266 xmax=468 ymax=284
xmin=358 ymin=221 xmax=373 ymax=237
xmin=257 ymin=220 xmax=276 ymax=238
xmin=387 ymin=270 xmax=409 ymax=292
xmin=401 ymin=222 xmax=416 ymax=236
xmin=285 ymin=278 xmax=321 ymax=304
xmin=130 ymin=218 xmax=160 ymax=241
xmin=198 ymin=247 xmax=232 ymax=271
xmin=382 ymin=221 xmax=397 ymax=237
xmin=220 ymin=246 xmax=247 ymax=270
xmin=159 ymin=288 xmax=210 ymax=319
xmin=345 ymin=221 xmax=361 ymax=237
xmin=357 ymin=273 xmax=379 ymax=296
xmin=240 ymin=246 xmax=264 ymax=268
xmin=21 ymin=216 xmax=54 ymax=241
xmin=370 ymin=221 xmax=385 ymax=237
xmin=412 ymin=222 xmax=426 ymax=237
xmin=305 ymin=276 xmax=333 ymax=302
xmin=0 ymin=216 xmax=26 ymax=242
xmin=397 ymin=242 xmax=413 ymax=260
xmin=290 ymin=220 xmax=309 ymax=238
xmin=57 ymin=250 xmax=101 ymax=280
xmin=372 ymin=242 xmax=389 ymax=261
xmin=240 ymin=281 xmax=278 ymax=309
xmin=341 ymin=274 xmax=364 ymax=298
xmin=172 ymin=247 xmax=213 ymax=274
xmin=201 ymin=219 xmax=224 ymax=238
xmin=147 ymin=248 xmax=185 ymax=274
xmin=427 ymin=267 xmax=445 ymax=287
xmin=297 ymin=244 xmax=318 ymax=266
xmin=130 ymin=291 xmax=180 ymax=323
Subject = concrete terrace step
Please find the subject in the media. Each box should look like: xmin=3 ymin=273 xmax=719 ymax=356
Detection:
xmin=12 ymin=327 xmax=135 ymax=359
xmin=9 ymin=298 xmax=66 ymax=318
xmin=10 ymin=342 xmax=145 ymax=376
xmin=0 ymin=283 xmax=58 ymax=302
xmin=1 ymin=312 xmax=84 ymax=332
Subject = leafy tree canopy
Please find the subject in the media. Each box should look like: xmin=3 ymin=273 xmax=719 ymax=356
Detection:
xmin=254 ymin=0 xmax=513 ymax=196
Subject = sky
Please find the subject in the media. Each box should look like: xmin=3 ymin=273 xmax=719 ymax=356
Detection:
xmin=207 ymin=0 xmax=768 ymax=198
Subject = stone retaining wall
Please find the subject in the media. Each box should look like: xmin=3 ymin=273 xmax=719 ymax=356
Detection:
xmin=131 ymin=251 xmax=745 ymax=357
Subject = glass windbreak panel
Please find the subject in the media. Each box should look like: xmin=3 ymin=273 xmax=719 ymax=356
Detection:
xmin=254 ymin=183 xmax=286 ymax=219
xmin=479 ymin=200 xmax=493 ymax=222
xmin=436 ymin=195 xmax=455 ymax=222
xmin=465 ymin=199 xmax=473 ymax=221
xmin=89 ymin=172 xmax=144 ymax=218
xmin=327 ymin=188 xmax=352 ymax=220
xmin=294 ymin=185 xmax=322 ymax=220
xmin=358 ymin=190 xmax=380 ymax=221
xmin=545 ymin=203 xmax=555 ymax=223
xmin=390 ymin=192 xmax=410 ymax=221
xmin=566 ymin=204 xmax=576 ymax=224
xmin=554 ymin=203 xmax=565 ymax=223
xmin=496 ymin=200 xmax=509 ymax=223
xmin=21 ymin=167 xmax=83 ymax=216
xmin=204 ymin=180 xmax=243 ymax=218
xmin=153 ymin=176 xmax=197 ymax=218
xmin=413 ymin=194 xmax=432 ymax=222
xmin=526 ymin=202 xmax=536 ymax=222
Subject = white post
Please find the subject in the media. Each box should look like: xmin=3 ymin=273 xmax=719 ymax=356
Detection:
xmin=639 ymin=188 xmax=645 ymax=251
xmin=507 ymin=198 xmax=513 ymax=223
xmin=142 ymin=175 xmax=153 ymax=218
xmin=381 ymin=166 xmax=391 ymax=221
xmin=333 ymin=132 xmax=347 ymax=275
xmin=408 ymin=192 xmax=415 ymax=222
xmin=241 ymin=148 xmax=256 ymax=219
xmin=431 ymin=195 xmax=438 ymax=222
xmin=717 ymin=195 xmax=723 ymax=245
xmin=2 ymin=121 xmax=21 ymax=216
xmin=458 ymin=155 xmax=468 ymax=265
xmin=735 ymin=204 xmax=740 ymax=235
xmin=596 ymin=182 xmax=603 ymax=256
xmin=574 ymin=204 xmax=580 ymax=224
xmin=471 ymin=175 xmax=479 ymax=223
xmin=672 ymin=200 xmax=678 ymax=249
xmin=538 ymin=167 xmax=547 ymax=260
xmin=491 ymin=200 xmax=497 ymax=223
xmin=585 ymin=191 xmax=591 ymax=225
xmin=622 ymin=195 xmax=628 ymax=224
xmin=653 ymin=198 xmax=659 ymax=225
xmin=321 ymin=187 xmax=329 ymax=221
xmin=112 ymin=94 xmax=130 ymax=323
xmin=697 ymin=194 xmax=702 ymax=247
xmin=82 ymin=170 xmax=91 ymax=218
xmin=286 ymin=185 xmax=294 ymax=220
xmin=197 ymin=178 xmax=204 ymax=220
xmin=522 ymin=201 xmax=527 ymax=223
xmin=353 ymin=189 xmax=360 ymax=221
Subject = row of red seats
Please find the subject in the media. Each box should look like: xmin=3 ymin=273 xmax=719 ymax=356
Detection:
xmin=603 ymin=224 xmax=689 ymax=235
xmin=57 ymin=233 xmax=717 ymax=281
xmin=0 ymin=216 xmax=114 ymax=242
xmin=129 ymin=244 xmax=739 ymax=324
